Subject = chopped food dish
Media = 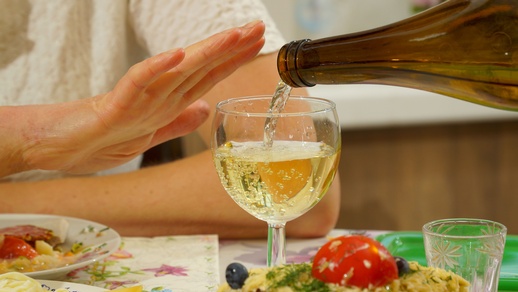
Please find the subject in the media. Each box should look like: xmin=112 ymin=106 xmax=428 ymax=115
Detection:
xmin=0 ymin=220 xmax=79 ymax=274
xmin=218 ymin=235 xmax=469 ymax=292
xmin=0 ymin=225 xmax=61 ymax=246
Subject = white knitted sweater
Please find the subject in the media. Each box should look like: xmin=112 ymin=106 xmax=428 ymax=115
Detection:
xmin=0 ymin=0 xmax=285 ymax=181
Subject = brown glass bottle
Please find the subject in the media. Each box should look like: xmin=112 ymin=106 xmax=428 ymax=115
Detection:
xmin=277 ymin=0 xmax=518 ymax=111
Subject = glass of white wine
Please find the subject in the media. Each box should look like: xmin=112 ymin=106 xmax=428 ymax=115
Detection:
xmin=211 ymin=95 xmax=341 ymax=267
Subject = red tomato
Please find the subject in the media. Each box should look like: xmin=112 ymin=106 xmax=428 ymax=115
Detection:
xmin=0 ymin=235 xmax=39 ymax=259
xmin=312 ymin=235 xmax=398 ymax=288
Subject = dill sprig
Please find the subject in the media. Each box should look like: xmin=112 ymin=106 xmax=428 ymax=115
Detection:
xmin=265 ymin=263 xmax=332 ymax=292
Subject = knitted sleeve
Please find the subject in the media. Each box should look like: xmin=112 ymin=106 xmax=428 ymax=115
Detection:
xmin=128 ymin=0 xmax=286 ymax=56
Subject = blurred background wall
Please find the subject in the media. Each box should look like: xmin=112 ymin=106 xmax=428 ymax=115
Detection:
xmin=261 ymin=0 xmax=412 ymax=40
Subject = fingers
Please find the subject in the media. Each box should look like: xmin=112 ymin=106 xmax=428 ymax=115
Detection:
xmin=100 ymin=22 xmax=259 ymax=124
xmin=180 ymin=37 xmax=265 ymax=104
xmin=149 ymin=20 xmax=266 ymax=105
xmin=169 ymin=21 xmax=266 ymax=104
xmin=109 ymin=48 xmax=186 ymax=111
xmin=141 ymin=28 xmax=243 ymax=102
xmin=150 ymin=99 xmax=211 ymax=146
xmin=95 ymin=21 xmax=265 ymax=132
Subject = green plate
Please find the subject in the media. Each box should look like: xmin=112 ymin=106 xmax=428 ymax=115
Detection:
xmin=376 ymin=232 xmax=518 ymax=292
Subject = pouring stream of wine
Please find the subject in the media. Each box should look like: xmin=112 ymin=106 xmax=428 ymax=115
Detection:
xmin=263 ymin=80 xmax=292 ymax=147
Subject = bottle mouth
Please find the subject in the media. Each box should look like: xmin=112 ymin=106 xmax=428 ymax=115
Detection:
xmin=277 ymin=39 xmax=315 ymax=88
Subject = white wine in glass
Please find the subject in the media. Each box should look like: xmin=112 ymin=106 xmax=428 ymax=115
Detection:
xmin=211 ymin=96 xmax=341 ymax=267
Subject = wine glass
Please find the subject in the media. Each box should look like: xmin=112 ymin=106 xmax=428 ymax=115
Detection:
xmin=211 ymin=95 xmax=341 ymax=267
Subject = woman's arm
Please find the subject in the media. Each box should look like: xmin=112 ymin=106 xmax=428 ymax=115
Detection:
xmin=0 ymin=150 xmax=339 ymax=239
xmin=0 ymin=21 xmax=265 ymax=178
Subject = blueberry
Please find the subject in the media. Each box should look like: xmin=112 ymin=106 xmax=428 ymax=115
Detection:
xmin=394 ymin=256 xmax=410 ymax=277
xmin=225 ymin=262 xmax=249 ymax=289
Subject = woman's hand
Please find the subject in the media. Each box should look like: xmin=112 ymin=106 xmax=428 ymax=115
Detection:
xmin=5 ymin=21 xmax=265 ymax=176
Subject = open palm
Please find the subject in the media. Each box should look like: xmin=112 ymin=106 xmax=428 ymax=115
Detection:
xmin=20 ymin=21 xmax=266 ymax=174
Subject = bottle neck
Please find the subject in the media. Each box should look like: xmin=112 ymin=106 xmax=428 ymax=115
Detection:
xmin=277 ymin=39 xmax=314 ymax=88
xmin=277 ymin=0 xmax=474 ymax=88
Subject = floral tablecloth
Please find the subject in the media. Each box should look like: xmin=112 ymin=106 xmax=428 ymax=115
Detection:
xmin=61 ymin=235 xmax=220 ymax=292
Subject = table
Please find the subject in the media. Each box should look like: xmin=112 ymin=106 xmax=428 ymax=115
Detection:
xmin=57 ymin=229 xmax=517 ymax=292
xmin=58 ymin=229 xmax=384 ymax=291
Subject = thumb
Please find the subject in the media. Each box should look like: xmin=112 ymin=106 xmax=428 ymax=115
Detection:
xmin=150 ymin=99 xmax=210 ymax=146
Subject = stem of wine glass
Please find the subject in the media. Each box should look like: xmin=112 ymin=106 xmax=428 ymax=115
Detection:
xmin=267 ymin=222 xmax=286 ymax=267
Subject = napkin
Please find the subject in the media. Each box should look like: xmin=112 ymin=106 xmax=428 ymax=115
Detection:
xmin=64 ymin=235 xmax=220 ymax=292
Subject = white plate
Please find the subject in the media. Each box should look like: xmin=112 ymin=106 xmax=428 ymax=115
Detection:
xmin=0 ymin=214 xmax=121 ymax=279
xmin=40 ymin=280 xmax=106 ymax=291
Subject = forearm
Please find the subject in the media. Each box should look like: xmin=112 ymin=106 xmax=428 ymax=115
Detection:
xmin=0 ymin=106 xmax=34 ymax=177
xmin=0 ymin=100 xmax=96 ymax=177
xmin=0 ymin=151 xmax=257 ymax=238
xmin=0 ymin=150 xmax=339 ymax=238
